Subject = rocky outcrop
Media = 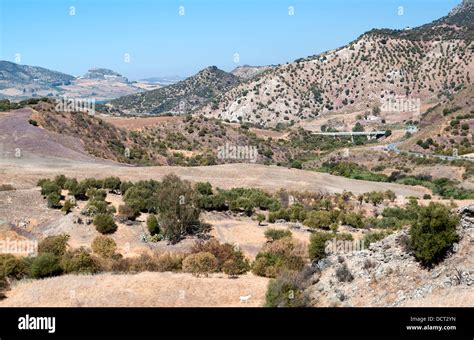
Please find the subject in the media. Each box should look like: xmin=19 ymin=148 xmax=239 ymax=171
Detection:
xmin=304 ymin=206 xmax=474 ymax=307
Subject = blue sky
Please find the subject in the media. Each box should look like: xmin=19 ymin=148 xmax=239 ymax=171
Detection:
xmin=0 ymin=0 xmax=461 ymax=80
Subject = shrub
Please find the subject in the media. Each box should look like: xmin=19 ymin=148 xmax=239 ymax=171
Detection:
xmin=60 ymin=248 xmax=99 ymax=274
xmin=423 ymin=194 xmax=432 ymax=199
xmin=182 ymin=252 xmax=218 ymax=277
xmin=94 ymin=214 xmax=118 ymax=234
xmin=191 ymin=239 xmax=240 ymax=270
xmin=102 ymin=177 xmax=121 ymax=192
xmin=86 ymin=188 xmax=107 ymax=201
xmin=154 ymin=252 xmax=184 ymax=272
xmin=304 ymin=210 xmax=332 ymax=229
xmin=91 ymin=236 xmax=117 ymax=258
xmin=0 ymin=276 xmax=9 ymax=300
xmin=40 ymin=181 xmax=61 ymax=196
xmin=257 ymin=213 xmax=266 ymax=226
xmin=46 ymin=192 xmax=61 ymax=209
xmin=409 ymin=203 xmax=459 ymax=266
xmin=118 ymin=204 xmax=139 ymax=221
xmin=252 ymin=237 xmax=306 ymax=278
xmin=61 ymin=199 xmax=75 ymax=214
xmin=308 ymin=232 xmax=334 ymax=261
xmin=146 ymin=214 xmax=160 ymax=235
xmin=362 ymin=231 xmax=390 ymax=248
xmin=30 ymin=253 xmax=62 ymax=278
xmin=222 ymin=254 xmax=251 ymax=278
xmin=0 ymin=254 xmax=29 ymax=279
xmin=38 ymin=234 xmax=70 ymax=257
xmin=335 ymin=263 xmax=354 ymax=282
xmin=86 ymin=199 xmax=110 ymax=216
xmin=264 ymin=228 xmax=292 ymax=241
xmin=0 ymin=184 xmax=15 ymax=191
xmin=265 ymin=270 xmax=310 ymax=307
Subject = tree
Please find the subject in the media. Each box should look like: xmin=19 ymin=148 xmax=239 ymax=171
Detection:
xmin=409 ymin=203 xmax=458 ymax=266
xmin=147 ymin=214 xmax=160 ymax=235
xmin=182 ymin=252 xmax=218 ymax=277
xmin=156 ymin=174 xmax=202 ymax=243
xmin=94 ymin=214 xmax=117 ymax=234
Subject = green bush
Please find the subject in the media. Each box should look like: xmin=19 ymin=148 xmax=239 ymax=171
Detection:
xmin=61 ymin=199 xmax=75 ymax=214
xmin=94 ymin=214 xmax=118 ymax=234
xmin=47 ymin=192 xmax=61 ymax=209
xmin=265 ymin=270 xmax=310 ymax=307
xmin=264 ymin=228 xmax=292 ymax=241
xmin=91 ymin=235 xmax=117 ymax=258
xmin=252 ymin=237 xmax=305 ymax=278
xmin=60 ymin=249 xmax=99 ymax=274
xmin=118 ymin=204 xmax=139 ymax=221
xmin=0 ymin=254 xmax=29 ymax=279
xmin=30 ymin=253 xmax=62 ymax=278
xmin=362 ymin=231 xmax=391 ymax=248
xmin=40 ymin=180 xmax=61 ymax=196
xmin=102 ymin=177 xmax=121 ymax=192
xmin=182 ymin=252 xmax=218 ymax=277
xmin=222 ymin=254 xmax=251 ymax=278
xmin=146 ymin=214 xmax=160 ymax=235
xmin=308 ymin=232 xmax=334 ymax=261
xmin=409 ymin=203 xmax=459 ymax=266
xmin=304 ymin=211 xmax=332 ymax=229
xmin=38 ymin=234 xmax=70 ymax=257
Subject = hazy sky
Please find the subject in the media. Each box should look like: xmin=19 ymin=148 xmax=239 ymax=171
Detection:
xmin=0 ymin=0 xmax=461 ymax=80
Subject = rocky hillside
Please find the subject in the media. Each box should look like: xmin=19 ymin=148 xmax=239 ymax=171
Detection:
xmin=197 ymin=1 xmax=473 ymax=127
xmin=110 ymin=66 xmax=240 ymax=115
xmin=302 ymin=205 xmax=474 ymax=307
xmin=0 ymin=61 xmax=74 ymax=98
xmin=230 ymin=65 xmax=273 ymax=79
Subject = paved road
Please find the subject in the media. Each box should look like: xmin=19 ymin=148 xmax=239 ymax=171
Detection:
xmin=385 ymin=142 xmax=474 ymax=163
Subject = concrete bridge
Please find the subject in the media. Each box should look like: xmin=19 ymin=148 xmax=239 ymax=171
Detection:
xmin=312 ymin=131 xmax=386 ymax=142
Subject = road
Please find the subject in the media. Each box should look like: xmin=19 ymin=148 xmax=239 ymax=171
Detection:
xmin=384 ymin=142 xmax=474 ymax=163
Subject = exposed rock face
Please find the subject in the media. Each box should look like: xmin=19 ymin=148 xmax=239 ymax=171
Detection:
xmin=304 ymin=206 xmax=474 ymax=307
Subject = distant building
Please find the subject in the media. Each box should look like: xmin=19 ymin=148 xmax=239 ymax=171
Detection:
xmin=405 ymin=125 xmax=418 ymax=133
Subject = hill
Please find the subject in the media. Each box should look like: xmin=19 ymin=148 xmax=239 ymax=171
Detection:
xmin=109 ymin=66 xmax=240 ymax=115
xmin=0 ymin=61 xmax=74 ymax=98
xmin=196 ymin=1 xmax=473 ymax=127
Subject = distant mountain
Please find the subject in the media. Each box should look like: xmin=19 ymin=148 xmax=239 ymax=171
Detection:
xmin=230 ymin=65 xmax=274 ymax=79
xmin=0 ymin=61 xmax=74 ymax=98
xmin=110 ymin=66 xmax=240 ymax=115
xmin=140 ymin=76 xmax=185 ymax=86
xmin=196 ymin=0 xmax=473 ymax=127
xmin=81 ymin=68 xmax=128 ymax=82
xmin=0 ymin=62 xmax=146 ymax=101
